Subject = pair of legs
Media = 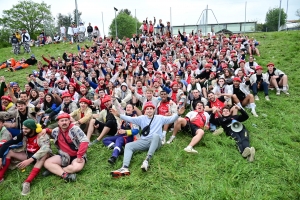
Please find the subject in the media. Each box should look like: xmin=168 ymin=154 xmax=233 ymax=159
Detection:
xmin=0 ymin=150 xmax=48 ymax=195
xmin=103 ymin=134 xmax=134 ymax=161
xmin=251 ymin=81 xmax=269 ymax=97
xmin=270 ymin=75 xmax=289 ymax=95
xmin=228 ymin=129 xmax=255 ymax=162
xmin=232 ymin=94 xmax=258 ymax=116
xmin=44 ymin=155 xmax=85 ymax=178
xmin=87 ymin=119 xmax=117 ymax=141
xmin=168 ymin=118 xmax=205 ymax=151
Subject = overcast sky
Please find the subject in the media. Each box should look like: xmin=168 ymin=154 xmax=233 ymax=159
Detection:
xmin=0 ymin=0 xmax=299 ymax=35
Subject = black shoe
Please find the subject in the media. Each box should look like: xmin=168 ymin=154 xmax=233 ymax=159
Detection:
xmin=42 ymin=170 xmax=52 ymax=177
xmin=63 ymin=173 xmax=76 ymax=182
xmin=108 ymin=156 xmax=117 ymax=165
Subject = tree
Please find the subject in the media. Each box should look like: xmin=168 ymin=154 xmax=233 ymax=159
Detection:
xmin=0 ymin=0 xmax=53 ymax=36
xmin=109 ymin=9 xmax=141 ymax=39
xmin=57 ymin=13 xmax=73 ymax=28
xmin=265 ymin=8 xmax=287 ymax=31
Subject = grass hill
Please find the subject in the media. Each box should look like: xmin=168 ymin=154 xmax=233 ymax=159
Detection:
xmin=0 ymin=31 xmax=300 ymax=200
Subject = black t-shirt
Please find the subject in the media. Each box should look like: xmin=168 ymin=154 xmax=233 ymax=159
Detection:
xmin=256 ymin=74 xmax=262 ymax=83
xmin=233 ymin=87 xmax=245 ymax=100
xmin=18 ymin=108 xmax=29 ymax=129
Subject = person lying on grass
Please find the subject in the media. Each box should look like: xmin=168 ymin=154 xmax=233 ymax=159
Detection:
xmin=110 ymin=102 xmax=185 ymax=178
xmin=210 ymin=105 xmax=255 ymax=162
xmin=0 ymin=119 xmax=50 ymax=196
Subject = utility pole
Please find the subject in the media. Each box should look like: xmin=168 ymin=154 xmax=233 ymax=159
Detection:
xmin=114 ymin=7 xmax=118 ymax=38
xmin=286 ymin=0 xmax=289 ymax=31
xmin=102 ymin=12 xmax=105 ymax=36
xmin=135 ymin=9 xmax=137 ymax=34
xmin=75 ymin=0 xmax=79 ymax=26
xmin=278 ymin=0 xmax=282 ymax=31
xmin=244 ymin=1 xmax=247 ymax=33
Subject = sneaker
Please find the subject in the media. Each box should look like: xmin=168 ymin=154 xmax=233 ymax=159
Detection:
xmin=242 ymin=147 xmax=251 ymax=158
xmin=212 ymin=128 xmax=223 ymax=136
xmin=248 ymin=147 xmax=255 ymax=162
xmin=184 ymin=146 xmax=198 ymax=153
xmin=265 ymin=96 xmax=270 ymax=101
xmin=276 ymin=90 xmax=280 ymax=95
xmin=282 ymin=90 xmax=290 ymax=95
xmin=166 ymin=136 xmax=175 ymax=144
xmin=254 ymin=95 xmax=259 ymax=101
xmin=141 ymin=160 xmax=149 ymax=172
xmin=64 ymin=173 xmax=77 ymax=182
xmin=89 ymin=139 xmax=99 ymax=147
xmin=42 ymin=170 xmax=52 ymax=177
xmin=161 ymin=136 xmax=166 ymax=145
xmin=21 ymin=182 xmax=30 ymax=195
xmin=108 ymin=156 xmax=117 ymax=165
xmin=251 ymin=110 xmax=258 ymax=117
xmin=110 ymin=167 xmax=130 ymax=178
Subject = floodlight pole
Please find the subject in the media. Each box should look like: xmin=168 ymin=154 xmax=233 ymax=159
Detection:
xmin=75 ymin=0 xmax=79 ymax=26
xmin=102 ymin=12 xmax=105 ymax=36
xmin=114 ymin=7 xmax=118 ymax=38
xmin=278 ymin=0 xmax=282 ymax=31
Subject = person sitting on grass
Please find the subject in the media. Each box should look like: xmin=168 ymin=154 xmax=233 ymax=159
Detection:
xmin=88 ymin=96 xmax=118 ymax=145
xmin=166 ymin=101 xmax=210 ymax=153
xmin=103 ymin=103 xmax=139 ymax=165
xmin=43 ymin=113 xmax=89 ymax=182
xmin=266 ymin=62 xmax=289 ymax=95
xmin=0 ymin=118 xmax=12 ymax=146
xmin=110 ymin=102 xmax=185 ymax=178
xmin=36 ymin=94 xmax=57 ymax=128
xmin=70 ymin=97 xmax=92 ymax=132
xmin=0 ymin=119 xmax=50 ymax=196
xmin=210 ymin=105 xmax=255 ymax=162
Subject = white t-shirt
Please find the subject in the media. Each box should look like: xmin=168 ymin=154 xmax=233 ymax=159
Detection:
xmin=60 ymin=26 xmax=66 ymax=34
xmin=79 ymin=25 xmax=86 ymax=32
xmin=67 ymin=27 xmax=74 ymax=35
xmin=73 ymin=27 xmax=79 ymax=34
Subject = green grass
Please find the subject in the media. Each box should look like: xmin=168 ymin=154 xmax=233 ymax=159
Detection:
xmin=1 ymin=31 xmax=300 ymax=200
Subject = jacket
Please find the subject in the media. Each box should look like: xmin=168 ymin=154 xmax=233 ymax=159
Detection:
xmin=114 ymin=83 xmax=132 ymax=108
xmin=70 ymin=107 xmax=92 ymax=125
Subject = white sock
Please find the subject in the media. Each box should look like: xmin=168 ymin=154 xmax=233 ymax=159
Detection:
xmin=237 ymin=102 xmax=242 ymax=108
xmin=283 ymin=86 xmax=287 ymax=90
xmin=250 ymin=103 xmax=256 ymax=111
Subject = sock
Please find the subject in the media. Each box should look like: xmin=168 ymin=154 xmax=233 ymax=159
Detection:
xmin=283 ymin=86 xmax=287 ymax=90
xmin=61 ymin=171 xmax=68 ymax=179
xmin=24 ymin=167 xmax=40 ymax=183
xmin=0 ymin=158 xmax=11 ymax=179
xmin=162 ymin=131 xmax=166 ymax=137
xmin=276 ymin=87 xmax=280 ymax=91
xmin=146 ymin=155 xmax=152 ymax=161
xmin=250 ymin=103 xmax=256 ymax=111
xmin=187 ymin=145 xmax=192 ymax=149
xmin=123 ymin=165 xmax=129 ymax=169
xmin=237 ymin=102 xmax=242 ymax=108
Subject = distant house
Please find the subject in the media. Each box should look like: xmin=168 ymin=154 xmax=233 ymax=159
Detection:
xmin=279 ymin=20 xmax=300 ymax=31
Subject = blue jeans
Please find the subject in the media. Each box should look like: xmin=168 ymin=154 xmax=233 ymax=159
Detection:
xmin=251 ymin=82 xmax=269 ymax=96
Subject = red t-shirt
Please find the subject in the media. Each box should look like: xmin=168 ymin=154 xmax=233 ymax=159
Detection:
xmin=158 ymin=101 xmax=169 ymax=116
xmin=137 ymin=88 xmax=143 ymax=95
xmin=57 ymin=130 xmax=77 ymax=157
xmin=191 ymin=112 xmax=206 ymax=128
xmin=27 ymin=135 xmax=40 ymax=153
xmin=171 ymin=92 xmax=177 ymax=103
xmin=210 ymin=99 xmax=225 ymax=118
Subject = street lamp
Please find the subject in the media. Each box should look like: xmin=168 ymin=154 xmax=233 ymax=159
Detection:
xmin=114 ymin=7 xmax=118 ymax=38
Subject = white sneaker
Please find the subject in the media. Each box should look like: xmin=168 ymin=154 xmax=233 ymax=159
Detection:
xmin=21 ymin=182 xmax=30 ymax=196
xmin=242 ymin=147 xmax=251 ymax=158
xmin=184 ymin=146 xmax=198 ymax=153
xmin=166 ymin=136 xmax=175 ymax=144
xmin=265 ymin=96 xmax=270 ymax=101
xmin=251 ymin=110 xmax=258 ymax=117
xmin=141 ymin=160 xmax=149 ymax=172
xmin=254 ymin=95 xmax=259 ymax=101
xmin=111 ymin=167 xmax=130 ymax=178
xmin=282 ymin=90 xmax=290 ymax=95
xmin=248 ymin=147 xmax=256 ymax=162
xmin=161 ymin=136 xmax=166 ymax=145
xmin=276 ymin=90 xmax=280 ymax=95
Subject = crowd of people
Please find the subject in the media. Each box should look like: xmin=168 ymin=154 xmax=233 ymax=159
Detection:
xmin=0 ymin=17 xmax=290 ymax=196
